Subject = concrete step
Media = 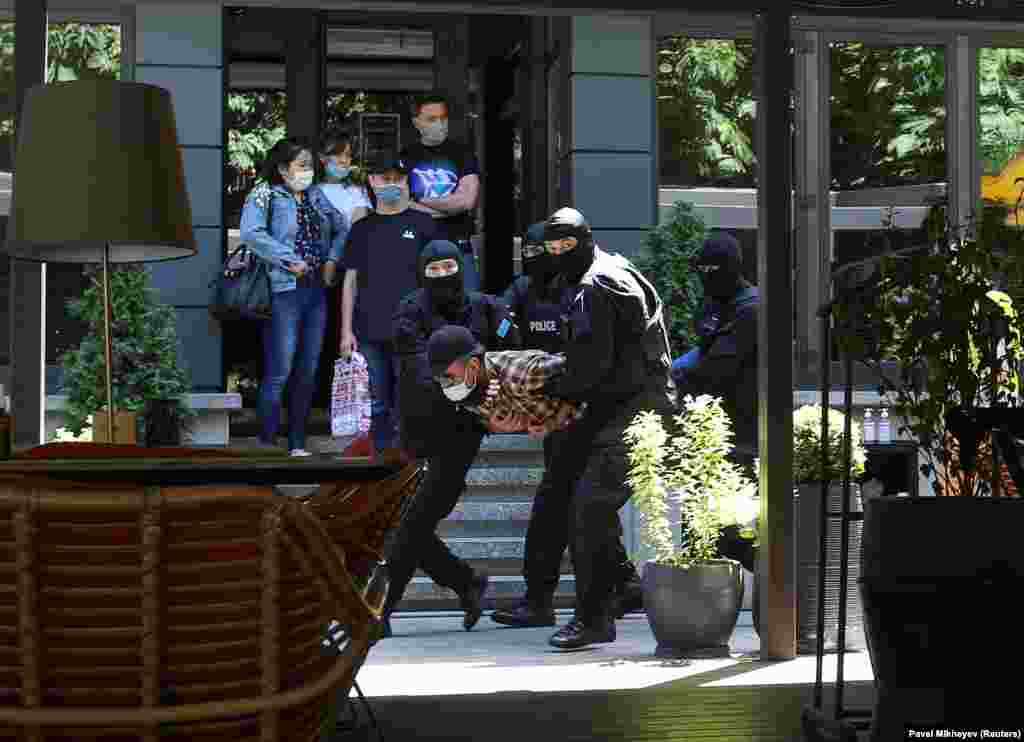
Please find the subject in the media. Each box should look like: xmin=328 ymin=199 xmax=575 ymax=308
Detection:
xmin=397 ymin=574 xmax=578 ymax=612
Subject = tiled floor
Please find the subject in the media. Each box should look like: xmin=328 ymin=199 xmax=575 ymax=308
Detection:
xmin=336 ymin=610 xmax=876 ymax=741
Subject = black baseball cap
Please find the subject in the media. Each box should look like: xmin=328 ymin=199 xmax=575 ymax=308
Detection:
xmin=367 ymin=152 xmax=410 ymax=175
xmin=427 ymin=325 xmax=483 ymax=378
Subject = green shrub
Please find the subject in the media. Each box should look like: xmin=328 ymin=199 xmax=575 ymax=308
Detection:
xmin=633 ymin=200 xmax=707 ymax=357
xmin=625 ymin=394 xmax=759 ymax=568
xmin=60 ymin=266 xmax=193 ymax=436
xmin=792 ymin=405 xmax=866 ymax=484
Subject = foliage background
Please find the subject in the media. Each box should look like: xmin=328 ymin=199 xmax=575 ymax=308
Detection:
xmin=633 ymin=201 xmax=707 ymax=357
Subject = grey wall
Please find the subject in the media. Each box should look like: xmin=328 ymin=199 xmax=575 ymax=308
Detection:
xmin=568 ymin=15 xmax=655 ymax=260
xmin=133 ymin=2 xmax=224 ymax=392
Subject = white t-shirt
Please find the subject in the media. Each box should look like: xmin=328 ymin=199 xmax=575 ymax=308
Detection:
xmin=319 ymin=182 xmax=371 ymax=224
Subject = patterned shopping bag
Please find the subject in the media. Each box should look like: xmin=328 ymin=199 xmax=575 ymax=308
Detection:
xmin=331 ymin=352 xmax=372 ymax=438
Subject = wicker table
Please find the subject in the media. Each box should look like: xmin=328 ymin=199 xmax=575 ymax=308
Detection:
xmin=0 ymin=444 xmax=423 ymax=741
xmin=0 ymin=453 xmax=401 ymax=486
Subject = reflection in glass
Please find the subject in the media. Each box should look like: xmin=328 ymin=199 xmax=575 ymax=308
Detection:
xmin=657 ymin=37 xmax=756 ymax=188
xmin=979 ymin=48 xmax=1024 ymax=227
xmin=830 ymin=43 xmax=946 ymax=191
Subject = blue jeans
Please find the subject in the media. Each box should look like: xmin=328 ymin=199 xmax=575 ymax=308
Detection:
xmin=259 ymin=285 xmax=328 ymax=450
xmin=361 ymin=340 xmax=400 ymax=454
xmin=671 ymin=347 xmax=702 ymax=389
xmin=456 ymin=241 xmax=480 ymax=293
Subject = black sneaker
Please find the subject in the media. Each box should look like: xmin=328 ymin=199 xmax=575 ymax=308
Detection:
xmin=548 ymin=616 xmax=616 ymax=650
xmin=491 ymin=599 xmax=557 ymax=627
xmin=460 ymin=572 xmax=490 ymax=631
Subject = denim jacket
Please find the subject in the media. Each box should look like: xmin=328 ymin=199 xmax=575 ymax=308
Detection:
xmin=239 ymin=182 xmax=349 ymax=293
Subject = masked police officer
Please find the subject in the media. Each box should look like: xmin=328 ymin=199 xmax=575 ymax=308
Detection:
xmin=539 ymin=208 xmax=676 ymax=650
xmin=383 ymin=239 xmax=519 ymax=637
xmin=675 ymin=232 xmax=759 ymax=478
xmin=490 ymin=223 xmax=642 ymax=628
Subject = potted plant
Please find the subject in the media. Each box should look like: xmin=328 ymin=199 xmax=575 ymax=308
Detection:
xmin=790 ymin=404 xmax=866 ymax=654
xmin=60 ymin=265 xmax=194 ymax=446
xmin=831 ymin=202 xmax=1024 ymax=738
xmin=227 ymin=361 xmax=261 ymax=409
xmin=625 ymin=393 xmax=759 ymax=659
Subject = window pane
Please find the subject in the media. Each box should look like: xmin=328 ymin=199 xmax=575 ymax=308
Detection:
xmin=658 ymin=37 xmax=756 ymax=189
xmin=978 ymin=47 xmax=1024 ymax=307
xmin=828 ymin=42 xmax=945 ymax=364
xmin=656 ymin=35 xmax=758 ymax=359
xmin=225 ymin=91 xmax=287 ymax=229
xmin=830 ymin=43 xmax=946 ymax=192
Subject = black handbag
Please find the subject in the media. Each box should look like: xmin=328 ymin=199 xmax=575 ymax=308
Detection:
xmin=209 ymin=194 xmax=274 ymax=322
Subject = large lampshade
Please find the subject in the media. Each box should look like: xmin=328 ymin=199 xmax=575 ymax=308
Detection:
xmin=3 ymin=79 xmax=196 ymax=263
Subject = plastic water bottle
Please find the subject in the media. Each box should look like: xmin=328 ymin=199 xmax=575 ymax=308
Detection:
xmin=862 ymin=408 xmax=876 ymax=444
xmin=877 ymin=408 xmax=892 ymax=444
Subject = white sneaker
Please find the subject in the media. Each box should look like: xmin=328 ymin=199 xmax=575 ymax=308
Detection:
xmin=289 ymin=448 xmax=313 ymax=458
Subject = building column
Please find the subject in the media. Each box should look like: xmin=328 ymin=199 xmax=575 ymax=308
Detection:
xmin=566 ymin=15 xmax=655 ymax=260
xmin=565 ymin=14 xmax=656 ymax=564
xmin=134 ymin=1 xmax=224 ymax=392
xmin=755 ymin=6 xmax=797 ymax=661
xmin=793 ymin=29 xmax=830 ymax=381
xmin=286 ymin=10 xmax=322 ymax=147
xmin=8 ymin=0 xmax=47 ymax=447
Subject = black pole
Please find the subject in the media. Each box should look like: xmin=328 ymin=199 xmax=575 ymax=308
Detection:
xmin=836 ymin=349 xmax=855 ymax=718
xmin=814 ymin=303 xmax=831 ymax=709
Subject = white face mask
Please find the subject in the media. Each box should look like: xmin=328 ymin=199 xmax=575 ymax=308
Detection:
xmin=419 ymin=119 xmax=448 ymax=147
xmin=285 ymin=169 xmax=314 ymax=192
xmin=442 ymin=380 xmax=474 ymax=402
xmin=440 ymin=360 xmax=478 ymax=402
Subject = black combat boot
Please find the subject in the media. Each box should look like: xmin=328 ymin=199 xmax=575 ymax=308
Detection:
xmin=491 ymin=597 xmax=557 ymax=627
xmin=460 ymin=572 xmax=490 ymax=631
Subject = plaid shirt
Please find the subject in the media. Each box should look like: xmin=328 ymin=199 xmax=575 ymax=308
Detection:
xmin=461 ymin=350 xmax=585 ymax=430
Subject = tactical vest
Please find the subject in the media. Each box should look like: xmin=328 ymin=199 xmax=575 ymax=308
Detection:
xmin=522 ymin=289 xmax=564 ymax=354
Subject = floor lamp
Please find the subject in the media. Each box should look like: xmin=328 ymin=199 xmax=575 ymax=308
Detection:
xmin=1 ymin=80 xmax=196 ymax=444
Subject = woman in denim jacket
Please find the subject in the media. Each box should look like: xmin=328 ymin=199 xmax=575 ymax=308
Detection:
xmin=240 ymin=137 xmax=349 ymax=456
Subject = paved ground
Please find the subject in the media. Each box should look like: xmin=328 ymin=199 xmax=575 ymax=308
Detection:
xmin=354 ymin=609 xmax=873 ymax=698
xmin=333 ymin=610 xmax=875 ymax=741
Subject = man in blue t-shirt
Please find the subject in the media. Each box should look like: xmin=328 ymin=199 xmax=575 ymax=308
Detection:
xmin=401 ymin=92 xmax=482 ymax=292
xmin=340 ymin=153 xmax=440 ymax=456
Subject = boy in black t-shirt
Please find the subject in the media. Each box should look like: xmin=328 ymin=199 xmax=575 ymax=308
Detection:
xmin=402 ymin=92 xmax=482 ymax=291
xmin=340 ymin=154 xmax=440 ymax=456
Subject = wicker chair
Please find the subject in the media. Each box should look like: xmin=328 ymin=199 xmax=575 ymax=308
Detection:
xmin=0 ymin=478 xmax=380 ymax=742
xmin=298 ymin=462 xmax=426 ymax=583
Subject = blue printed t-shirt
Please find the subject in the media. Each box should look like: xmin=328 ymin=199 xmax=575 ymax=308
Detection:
xmin=341 ymin=209 xmax=440 ymax=343
xmin=400 ymin=139 xmax=480 ymax=243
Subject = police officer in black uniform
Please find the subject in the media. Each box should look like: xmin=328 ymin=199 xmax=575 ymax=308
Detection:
xmin=490 ymin=223 xmax=642 ymax=628
xmin=540 ymin=208 xmax=676 ymax=650
xmin=382 ymin=239 xmax=519 ymax=637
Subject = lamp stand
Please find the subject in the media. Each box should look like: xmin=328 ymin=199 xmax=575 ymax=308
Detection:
xmin=101 ymin=242 xmax=115 ymax=443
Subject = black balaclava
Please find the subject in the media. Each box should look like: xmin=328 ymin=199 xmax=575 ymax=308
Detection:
xmin=522 ymin=221 xmax=556 ymax=288
xmin=418 ymin=240 xmax=465 ymax=316
xmin=543 ymin=207 xmax=595 ymax=284
xmin=694 ymin=232 xmax=744 ymax=302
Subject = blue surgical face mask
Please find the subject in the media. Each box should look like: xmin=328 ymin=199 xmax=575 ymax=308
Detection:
xmin=325 ymin=161 xmax=352 ymax=179
xmin=376 ymin=184 xmax=403 ymax=205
